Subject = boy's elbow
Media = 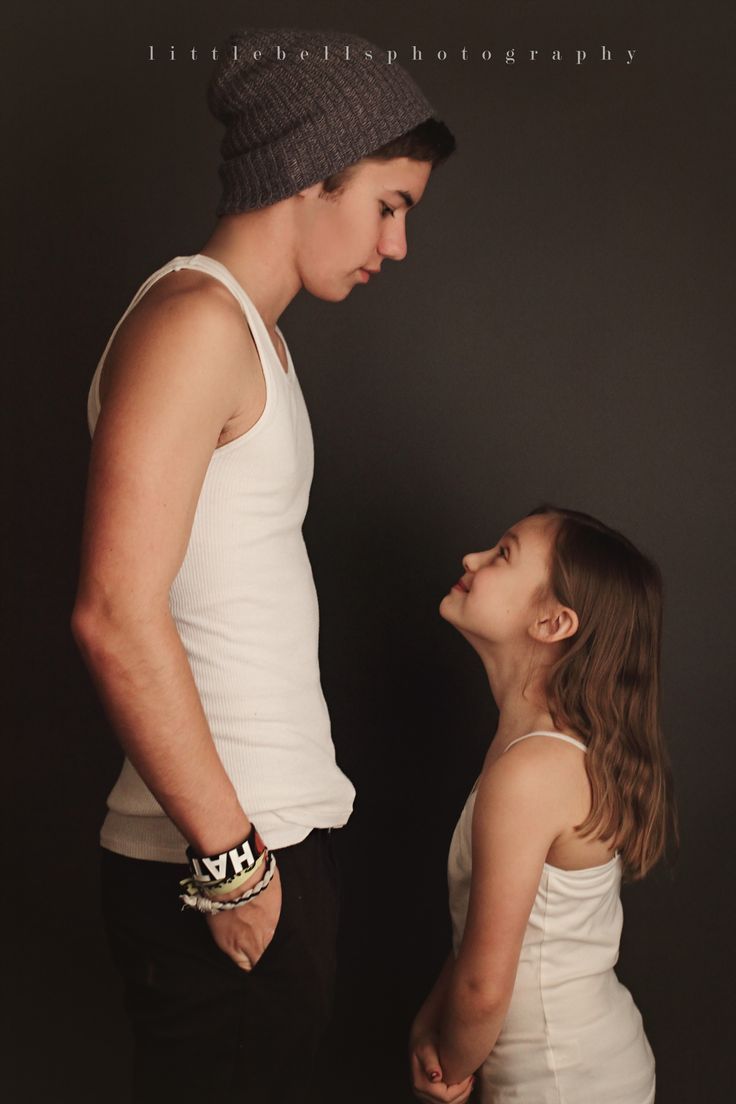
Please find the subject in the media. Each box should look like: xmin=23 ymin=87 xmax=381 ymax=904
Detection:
xmin=71 ymin=598 xmax=114 ymax=669
xmin=71 ymin=598 xmax=96 ymax=652
xmin=71 ymin=589 xmax=166 ymax=667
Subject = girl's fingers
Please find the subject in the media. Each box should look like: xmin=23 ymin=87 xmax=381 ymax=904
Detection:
xmin=412 ymin=1074 xmax=474 ymax=1104
xmin=410 ymin=1053 xmax=449 ymax=1101
xmin=416 ymin=1041 xmax=443 ymax=1081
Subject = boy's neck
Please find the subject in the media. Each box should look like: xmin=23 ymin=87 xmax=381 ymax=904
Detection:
xmin=199 ymin=208 xmax=303 ymax=330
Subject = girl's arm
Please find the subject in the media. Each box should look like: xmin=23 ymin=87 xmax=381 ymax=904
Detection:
xmin=411 ymin=952 xmax=455 ymax=1039
xmin=437 ymin=743 xmax=569 ymax=1084
xmin=410 ymin=955 xmax=474 ymax=1102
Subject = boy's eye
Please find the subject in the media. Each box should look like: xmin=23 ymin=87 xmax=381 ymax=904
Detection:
xmin=497 ymin=545 xmax=508 ymax=560
xmin=380 ymin=202 xmax=396 ymax=218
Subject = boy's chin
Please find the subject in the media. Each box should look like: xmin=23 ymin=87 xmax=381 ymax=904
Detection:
xmin=304 ymin=276 xmax=353 ymax=304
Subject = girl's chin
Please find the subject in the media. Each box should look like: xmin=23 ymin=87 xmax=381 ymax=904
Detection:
xmin=439 ymin=595 xmax=458 ymax=622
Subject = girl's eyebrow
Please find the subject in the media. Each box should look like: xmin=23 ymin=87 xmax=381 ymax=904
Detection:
xmin=504 ymin=530 xmax=521 ymax=548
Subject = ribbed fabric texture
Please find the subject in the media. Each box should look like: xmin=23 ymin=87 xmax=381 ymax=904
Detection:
xmin=448 ymin=733 xmax=655 ymax=1104
xmin=208 ymin=28 xmax=435 ymax=213
xmin=88 ymin=254 xmax=355 ymax=861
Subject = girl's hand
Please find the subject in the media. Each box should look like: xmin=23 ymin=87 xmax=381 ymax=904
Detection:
xmin=410 ymin=1030 xmax=475 ymax=1103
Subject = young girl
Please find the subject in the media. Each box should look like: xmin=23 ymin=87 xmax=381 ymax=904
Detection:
xmin=410 ymin=506 xmax=676 ymax=1104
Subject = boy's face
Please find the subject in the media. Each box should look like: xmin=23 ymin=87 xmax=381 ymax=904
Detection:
xmin=295 ymin=157 xmax=432 ymax=301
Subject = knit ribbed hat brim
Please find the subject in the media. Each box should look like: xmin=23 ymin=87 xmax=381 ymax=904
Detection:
xmin=209 ymin=28 xmax=436 ymax=214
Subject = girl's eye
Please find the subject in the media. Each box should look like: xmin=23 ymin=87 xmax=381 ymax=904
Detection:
xmin=380 ymin=202 xmax=396 ymax=218
xmin=497 ymin=545 xmax=508 ymax=560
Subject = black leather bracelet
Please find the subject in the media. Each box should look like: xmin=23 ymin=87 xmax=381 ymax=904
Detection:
xmin=186 ymin=824 xmax=267 ymax=886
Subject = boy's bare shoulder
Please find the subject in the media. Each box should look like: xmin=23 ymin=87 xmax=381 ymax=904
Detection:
xmin=121 ymin=267 xmax=252 ymax=345
xmin=100 ymin=268 xmax=258 ymax=405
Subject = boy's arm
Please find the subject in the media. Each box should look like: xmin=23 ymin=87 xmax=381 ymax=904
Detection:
xmin=72 ymin=285 xmax=275 ymax=965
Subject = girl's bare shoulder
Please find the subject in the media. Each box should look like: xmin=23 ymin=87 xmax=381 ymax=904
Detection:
xmin=474 ymin=736 xmax=589 ymax=840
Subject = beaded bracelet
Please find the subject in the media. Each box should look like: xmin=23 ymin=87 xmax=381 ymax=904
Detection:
xmin=180 ymin=851 xmax=277 ymax=914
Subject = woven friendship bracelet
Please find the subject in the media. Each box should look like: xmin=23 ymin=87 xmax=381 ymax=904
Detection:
xmin=180 ymin=851 xmax=277 ymax=914
xmin=202 ymin=850 xmax=268 ymax=898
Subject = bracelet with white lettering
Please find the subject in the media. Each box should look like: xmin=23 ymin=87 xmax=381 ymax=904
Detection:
xmin=186 ymin=825 xmax=267 ymax=888
xmin=180 ymin=851 xmax=277 ymax=914
xmin=203 ymin=850 xmax=268 ymax=898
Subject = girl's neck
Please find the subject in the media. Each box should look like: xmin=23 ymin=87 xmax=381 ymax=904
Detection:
xmin=491 ymin=698 xmax=559 ymax=759
xmin=477 ymin=647 xmax=560 ymax=757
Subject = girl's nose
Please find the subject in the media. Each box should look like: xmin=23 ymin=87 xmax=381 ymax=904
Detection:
xmin=463 ymin=549 xmax=493 ymax=573
xmin=462 ymin=552 xmax=478 ymax=573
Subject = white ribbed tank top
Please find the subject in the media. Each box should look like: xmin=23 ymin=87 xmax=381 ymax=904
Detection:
xmin=448 ymin=732 xmax=655 ymax=1103
xmin=88 ymin=254 xmax=355 ymax=860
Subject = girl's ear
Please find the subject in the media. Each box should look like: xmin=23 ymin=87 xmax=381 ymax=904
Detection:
xmin=529 ymin=605 xmax=579 ymax=645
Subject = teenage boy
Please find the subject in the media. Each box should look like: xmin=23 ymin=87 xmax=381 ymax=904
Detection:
xmin=72 ymin=27 xmax=454 ymax=1103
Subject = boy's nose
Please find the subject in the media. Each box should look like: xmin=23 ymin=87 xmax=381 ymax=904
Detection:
xmin=379 ymin=220 xmax=408 ymax=262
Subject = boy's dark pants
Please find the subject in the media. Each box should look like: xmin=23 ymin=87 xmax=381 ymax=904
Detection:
xmin=101 ymin=829 xmax=340 ymax=1103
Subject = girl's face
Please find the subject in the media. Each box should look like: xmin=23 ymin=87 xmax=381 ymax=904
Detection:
xmin=440 ymin=514 xmax=559 ymax=647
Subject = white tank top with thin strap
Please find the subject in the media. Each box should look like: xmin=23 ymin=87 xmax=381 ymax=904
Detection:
xmin=88 ymin=254 xmax=355 ymax=860
xmin=503 ymin=729 xmax=589 ymax=755
xmin=448 ymin=731 xmax=655 ymax=1103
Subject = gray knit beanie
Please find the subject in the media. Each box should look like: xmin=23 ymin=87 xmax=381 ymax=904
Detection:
xmin=208 ymin=28 xmax=436 ymax=215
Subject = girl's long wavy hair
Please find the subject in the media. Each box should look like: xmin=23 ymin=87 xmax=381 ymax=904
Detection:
xmin=530 ymin=505 xmax=678 ymax=879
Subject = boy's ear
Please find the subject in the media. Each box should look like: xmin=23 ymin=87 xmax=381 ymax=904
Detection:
xmin=529 ymin=605 xmax=579 ymax=645
xmin=297 ymin=182 xmax=326 ymax=200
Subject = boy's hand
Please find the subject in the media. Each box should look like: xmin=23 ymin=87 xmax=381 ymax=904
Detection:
xmin=206 ymin=865 xmax=282 ymax=970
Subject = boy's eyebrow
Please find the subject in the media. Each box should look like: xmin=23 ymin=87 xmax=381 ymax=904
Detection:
xmin=391 ymin=189 xmax=415 ymax=208
xmin=505 ymin=530 xmax=521 ymax=548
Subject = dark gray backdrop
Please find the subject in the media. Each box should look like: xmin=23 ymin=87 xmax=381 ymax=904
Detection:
xmin=5 ymin=1 xmax=734 ymax=1101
